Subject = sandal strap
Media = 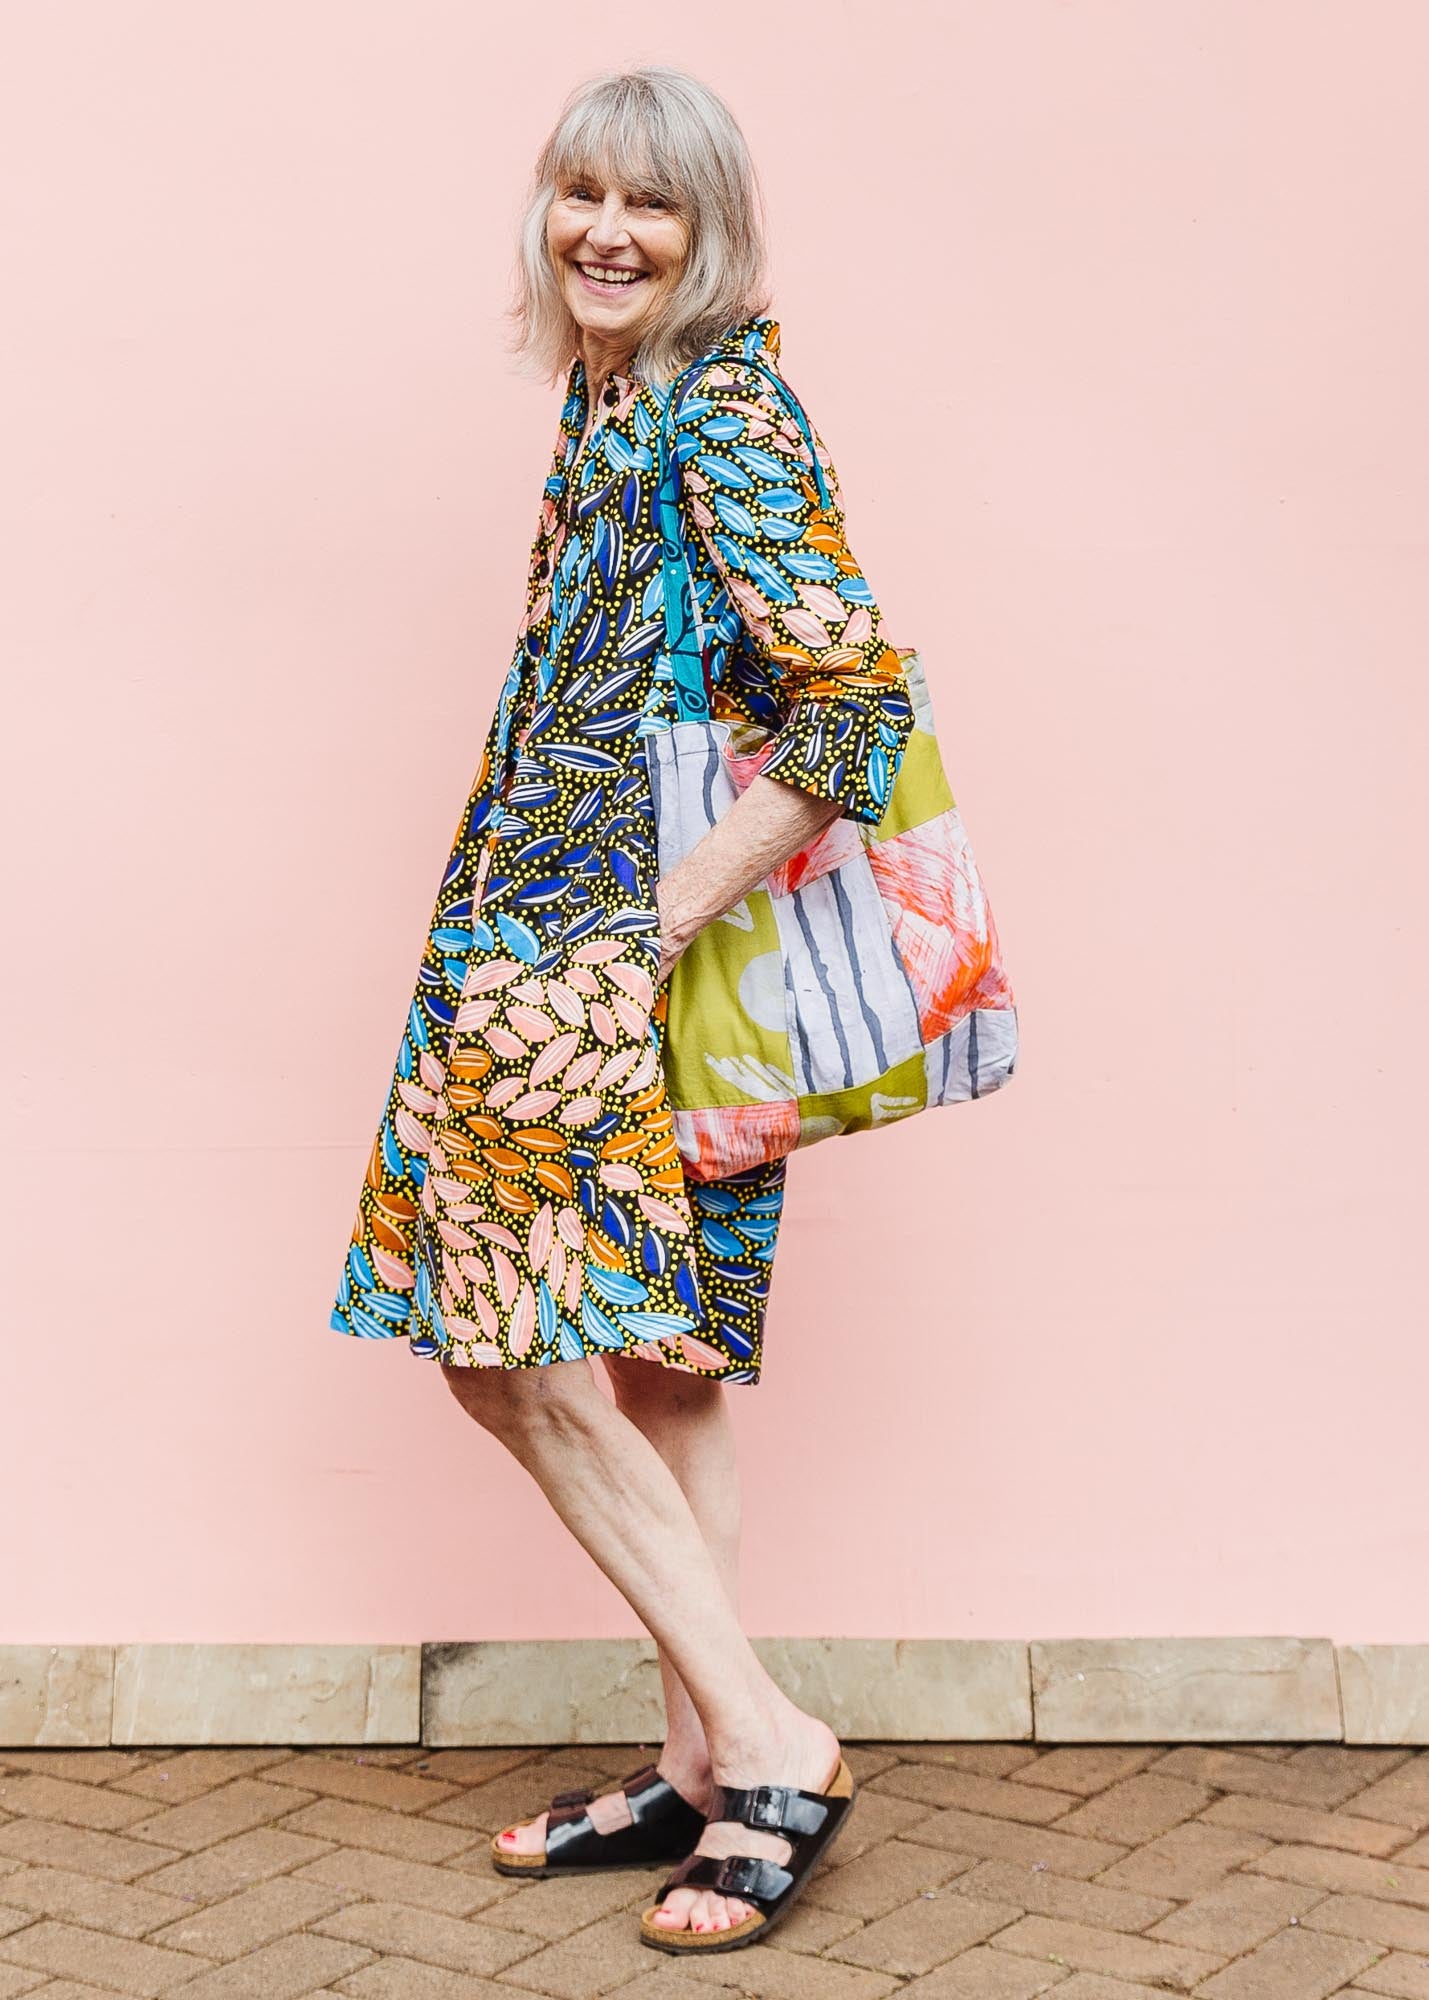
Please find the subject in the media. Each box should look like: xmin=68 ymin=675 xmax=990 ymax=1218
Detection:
xmin=548 ymin=1764 xmax=666 ymax=1825
xmin=543 ymin=1762 xmax=706 ymax=1867
xmin=548 ymin=1784 xmax=596 ymax=1811
xmin=706 ymin=1779 xmax=834 ymax=1840
xmin=659 ymin=1849 xmax=793 ymax=1908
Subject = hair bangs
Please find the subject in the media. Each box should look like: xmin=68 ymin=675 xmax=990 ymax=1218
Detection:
xmin=549 ymin=94 xmax=682 ymax=211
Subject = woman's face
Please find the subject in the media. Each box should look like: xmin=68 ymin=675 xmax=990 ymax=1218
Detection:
xmin=546 ymin=168 xmax=688 ymax=351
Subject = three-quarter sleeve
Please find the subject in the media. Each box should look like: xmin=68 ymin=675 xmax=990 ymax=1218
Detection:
xmin=674 ymin=360 xmax=914 ymax=826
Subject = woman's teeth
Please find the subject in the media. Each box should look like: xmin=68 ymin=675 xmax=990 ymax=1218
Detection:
xmin=578 ymin=265 xmax=648 ymax=288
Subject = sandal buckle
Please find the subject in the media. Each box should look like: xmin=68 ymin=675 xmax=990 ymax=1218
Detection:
xmin=747 ymin=1785 xmax=784 ymax=1830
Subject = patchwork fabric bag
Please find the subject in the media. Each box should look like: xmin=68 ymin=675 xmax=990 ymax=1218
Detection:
xmin=647 ymin=350 xmax=1019 ymax=1184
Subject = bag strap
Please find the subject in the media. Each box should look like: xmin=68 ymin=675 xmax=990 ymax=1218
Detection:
xmin=654 ymin=341 xmax=832 ymax=724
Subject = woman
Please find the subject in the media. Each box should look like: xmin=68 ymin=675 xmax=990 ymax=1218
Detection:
xmin=332 ymin=65 xmax=914 ymax=1954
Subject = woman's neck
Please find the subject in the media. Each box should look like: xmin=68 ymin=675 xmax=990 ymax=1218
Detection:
xmin=580 ymin=331 xmax=635 ymax=410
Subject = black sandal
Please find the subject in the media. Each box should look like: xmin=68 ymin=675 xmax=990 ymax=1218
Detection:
xmin=639 ymin=1752 xmax=856 ymax=1952
xmin=490 ymin=1760 xmax=707 ymax=1878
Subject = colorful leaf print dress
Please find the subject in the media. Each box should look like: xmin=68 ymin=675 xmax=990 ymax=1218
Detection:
xmin=331 ymin=312 xmax=914 ymax=1385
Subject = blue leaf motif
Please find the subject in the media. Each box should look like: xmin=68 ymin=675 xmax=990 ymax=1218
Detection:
xmin=512 ymin=876 xmax=573 ymax=907
xmin=695 ymin=453 xmax=754 ymax=490
xmin=732 ymin=445 xmax=791 ymax=481
xmin=587 ymin=1264 xmax=649 ymax=1306
xmin=572 ymin=605 xmax=608 ymax=668
xmin=698 ymin=1220 xmax=744 ymax=1260
xmin=595 ymin=515 xmax=623 ymax=588
xmin=494 ymin=911 xmax=542 ymax=962
xmin=617 ymin=617 xmax=662 ymax=661
xmin=358 ymin=1290 xmax=411 ymax=1323
xmin=580 ymin=1293 xmax=628 ymax=1350
xmin=351 ymin=1307 xmax=401 ymax=1340
xmin=713 ymin=494 xmax=760 ymax=539
xmin=543 ymin=742 xmax=622 ymax=772
xmin=783 ymin=551 xmax=839 ymax=580
xmin=616 ymin=1310 xmax=697 ymax=1337
xmin=569 ymin=785 xmax=605 ymax=830
xmin=743 ymin=551 xmax=799 ymax=603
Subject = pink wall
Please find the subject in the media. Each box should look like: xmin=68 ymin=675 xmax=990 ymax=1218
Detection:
xmin=4 ymin=3 xmax=1426 ymax=1647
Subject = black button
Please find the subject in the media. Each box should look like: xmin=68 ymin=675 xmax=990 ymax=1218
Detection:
xmin=603 ymin=381 xmax=619 ymax=407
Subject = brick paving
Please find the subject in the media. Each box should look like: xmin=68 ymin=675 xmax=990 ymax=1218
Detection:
xmin=0 ymin=1744 xmax=1427 ymax=1996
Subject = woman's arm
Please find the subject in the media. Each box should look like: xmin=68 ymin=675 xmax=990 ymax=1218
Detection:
xmin=654 ymin=774 xmax=842 ymax=984
xmin=653 ymin=355 xmax=915 ymax=981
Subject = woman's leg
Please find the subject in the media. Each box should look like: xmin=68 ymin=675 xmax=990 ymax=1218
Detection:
xmin=496 ymin=1361 xmax=740 ymax=1856
xmin=608 ymin=1359 xmax=742 ymax=1800
xmin=444 ymin=1357 xmax=838 ymax=1934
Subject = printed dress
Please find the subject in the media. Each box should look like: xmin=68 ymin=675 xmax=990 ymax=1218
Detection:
xmin=331 ymin=312 xmax=913 ymax=1384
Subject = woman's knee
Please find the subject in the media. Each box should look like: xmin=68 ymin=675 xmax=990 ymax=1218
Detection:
xmin=441 ymin=1355 xmax=599 ymax=1442
xmin=604 ymin=1354 xmax=724 ymax=1418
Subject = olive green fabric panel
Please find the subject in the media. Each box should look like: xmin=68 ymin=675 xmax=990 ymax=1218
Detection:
xmin=662 ymin=888 xmax=794 ymax=1110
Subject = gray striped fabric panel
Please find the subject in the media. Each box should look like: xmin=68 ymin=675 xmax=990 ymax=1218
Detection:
xmin=923 ymin=1002 xmax=1020 ymax=1105
xmin=644 ymin=721 xmax=738 ymax=877
xmin=771 ymin=861 xmax=924 ymax=1096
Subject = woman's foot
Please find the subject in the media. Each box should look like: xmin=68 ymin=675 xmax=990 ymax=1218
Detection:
xmin=495 ymin=1751 xmax=712 ymax=1858
xmin=644 ymin=1710 xmax=840 ymax=1935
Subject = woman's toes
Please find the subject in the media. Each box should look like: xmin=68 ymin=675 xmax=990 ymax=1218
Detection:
xmin=497 ymin=1809 xmax=547 ymax=1855
xmin=651 ymin=1886 xmax=699 ymax=1929
xmin=698 ymin=1891 xmax=749 ymax=1931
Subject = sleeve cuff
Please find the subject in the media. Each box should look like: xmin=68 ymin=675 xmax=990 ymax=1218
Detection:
xmin=761 ymin=689 xmax=914 ymax=827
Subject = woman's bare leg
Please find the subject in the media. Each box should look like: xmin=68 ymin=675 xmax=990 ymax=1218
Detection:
xmin=609 ymin=1359 xmax=742 ymax=1801
xmin=496 ymin=1361 xmax=739 ymax=1855
xmin=443 ymin=1357 xmax=838 ymax=1934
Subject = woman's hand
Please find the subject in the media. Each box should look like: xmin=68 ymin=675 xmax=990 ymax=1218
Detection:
xmin=652 ymin=775 xmax=844 ymax=986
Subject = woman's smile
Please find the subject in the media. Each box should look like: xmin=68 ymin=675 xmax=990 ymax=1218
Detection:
xmin=573 ymin=259 xmax=652 ymax=294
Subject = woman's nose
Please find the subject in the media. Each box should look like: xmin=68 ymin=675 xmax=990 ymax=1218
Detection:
xmin=587 ymin=196 xmax=632 ymax=248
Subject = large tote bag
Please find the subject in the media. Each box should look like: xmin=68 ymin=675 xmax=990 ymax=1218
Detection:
xmin=646 ymin=348 xmax=1019 ymax=1183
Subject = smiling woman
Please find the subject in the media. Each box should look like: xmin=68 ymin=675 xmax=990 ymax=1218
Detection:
xmin=331 ymin=64 xmax=939 ymax=1955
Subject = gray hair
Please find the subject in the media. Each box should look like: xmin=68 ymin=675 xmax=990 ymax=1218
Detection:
xmin=508 ymin=66 xmax=770 ymax=387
